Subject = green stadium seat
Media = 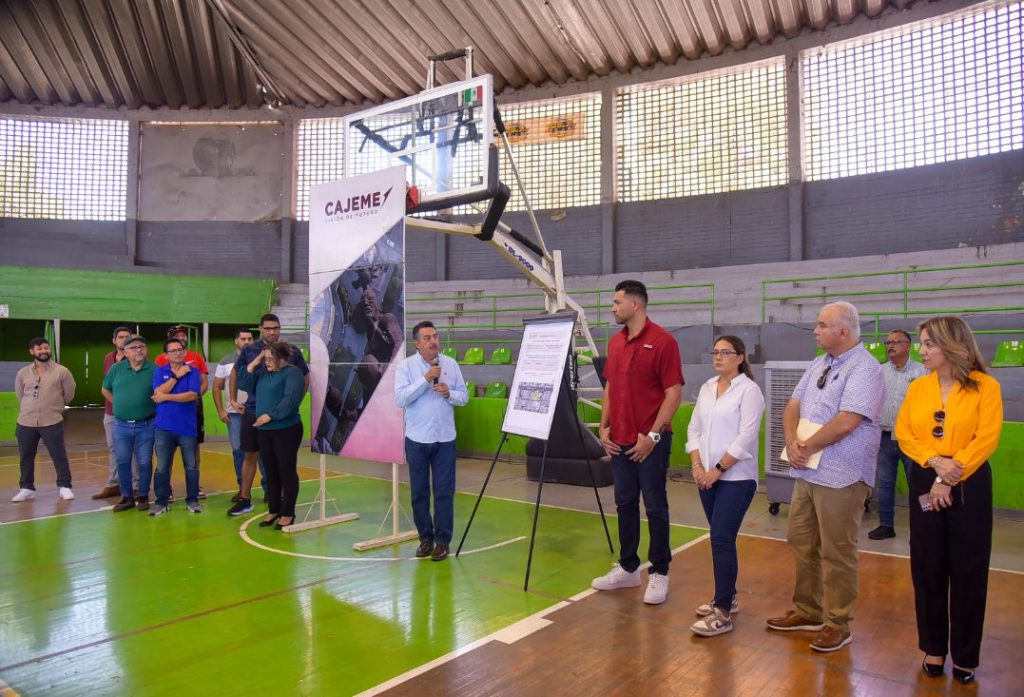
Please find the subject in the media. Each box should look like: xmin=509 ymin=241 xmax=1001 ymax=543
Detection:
xmin=991 ymin=340 xmax=1024 ymax=367
xmin=576 ymin=349 xmax=594 ymax=365
xmin=465 ymin=381 xmax=476 ymax=397
xmin=484 ymin=381 xmax=508 ymax=398
xmin=863 ymin=341 xmax=887 ymax=363
xmin=442 ymin=347 xmax=459 ymax=361
xmin=462 ymin=347 xmax=484 ymax=365
xmin=488 ymin=347 xmax=511 ymax=364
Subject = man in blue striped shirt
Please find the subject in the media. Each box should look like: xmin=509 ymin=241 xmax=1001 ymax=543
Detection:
xmin=767 ymin=301 xmax=885 ymax=653
xmin=395 ymin=321 xmax=469 ymax=562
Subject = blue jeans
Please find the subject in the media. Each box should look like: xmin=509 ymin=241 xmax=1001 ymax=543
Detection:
xmin=405 ymin=438 xmax=456 ymax=545
xmin=875 ymin=431 xmax=912 ymax=528
xmin=113 ymin=418 xmax=155 ymax=499
xmin=698 ymin=478 xmax=757 ymax=611
xmin=154 ymin=428 xmax=199 ymax=506
xmin=610 ymin=433 xmax=672 ymax=575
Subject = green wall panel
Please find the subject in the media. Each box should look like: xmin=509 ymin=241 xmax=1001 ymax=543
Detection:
xmin=0 ymin=266 xmax=274 ymax=324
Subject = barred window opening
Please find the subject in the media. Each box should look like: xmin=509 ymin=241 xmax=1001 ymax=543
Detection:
xmin=296 ymin=118 xmax=345 ymax=220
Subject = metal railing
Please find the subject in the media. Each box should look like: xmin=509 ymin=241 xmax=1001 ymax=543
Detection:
xmin=761 ymin=261 xmax=1024 ymax=338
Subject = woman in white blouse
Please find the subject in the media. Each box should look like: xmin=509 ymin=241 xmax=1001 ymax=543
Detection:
xmin=686 ymin=335 xmax=766 ymax=637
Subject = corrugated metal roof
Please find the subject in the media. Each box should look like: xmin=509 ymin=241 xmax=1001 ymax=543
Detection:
xmin=0 ymin=0 xmax=923 ymax=110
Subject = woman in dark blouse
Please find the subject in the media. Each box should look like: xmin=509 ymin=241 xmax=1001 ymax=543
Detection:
xmin=238 ymin=341 xmax=305 ymax=529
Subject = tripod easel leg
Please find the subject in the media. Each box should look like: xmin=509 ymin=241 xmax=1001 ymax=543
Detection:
xmin=524 ymin=439 xmax=549 ymax=591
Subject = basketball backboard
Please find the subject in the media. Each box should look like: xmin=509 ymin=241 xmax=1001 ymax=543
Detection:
xmin=345 ymin=75 xmax=496 ymax=212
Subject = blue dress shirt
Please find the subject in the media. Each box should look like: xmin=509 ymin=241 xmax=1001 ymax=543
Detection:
xmin=394 ymin=352 xmax=469 ymax=444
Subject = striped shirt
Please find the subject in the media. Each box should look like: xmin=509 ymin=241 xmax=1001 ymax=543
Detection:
xmin=790 ymin=344 xmax=886 ymax=489
xmin=879 ymin=358 xmax=927 ymax=431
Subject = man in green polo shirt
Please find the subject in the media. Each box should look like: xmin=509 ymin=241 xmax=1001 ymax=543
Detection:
xmin=101 ymin=335 xmax=157 ymax=512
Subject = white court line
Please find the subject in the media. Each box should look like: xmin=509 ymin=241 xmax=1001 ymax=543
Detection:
xmin=355 ymin=533 xmax=711 ymax=697
xmin=237 ymin=512 xmax=526 ymax=562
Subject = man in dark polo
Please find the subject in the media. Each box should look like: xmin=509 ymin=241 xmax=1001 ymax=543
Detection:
xmin=101 ymin=335 xmax=156 ymax=512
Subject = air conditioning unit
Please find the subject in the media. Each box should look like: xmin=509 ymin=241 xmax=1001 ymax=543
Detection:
xmin=764 ymin=361 xmax=811 ymax=515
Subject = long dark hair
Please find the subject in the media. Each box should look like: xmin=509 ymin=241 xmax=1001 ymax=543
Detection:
xmin=715 ymin=335 xmax=754 ymax=380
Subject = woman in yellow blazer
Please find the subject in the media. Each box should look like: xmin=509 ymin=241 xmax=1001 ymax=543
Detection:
xmin=895 ymin=316 xmax=1002 ymax=685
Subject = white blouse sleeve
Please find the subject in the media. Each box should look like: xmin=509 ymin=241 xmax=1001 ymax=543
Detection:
xmin=724 ymin=381 xmax=766 ymax=461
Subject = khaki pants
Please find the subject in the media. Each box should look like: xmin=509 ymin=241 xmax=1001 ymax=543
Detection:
xmin=787 ymin=478 xmax=869 ymax=632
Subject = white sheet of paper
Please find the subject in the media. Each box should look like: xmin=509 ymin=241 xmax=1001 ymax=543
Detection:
xmin=780 ymin=418 xmax=824 ymax=470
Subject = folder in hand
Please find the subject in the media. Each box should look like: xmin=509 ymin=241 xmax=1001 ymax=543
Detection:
xmin=781 ymin=418 xmax=823 ymax=470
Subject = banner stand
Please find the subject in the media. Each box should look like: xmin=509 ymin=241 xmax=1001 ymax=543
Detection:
xmin=282 ymin=454 xmax=360 ymax=533
xmin=353 ymin=462 xmax=419 ymax=551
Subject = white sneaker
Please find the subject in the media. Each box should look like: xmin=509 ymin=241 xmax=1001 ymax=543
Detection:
xmin=691 ymin=608 xmax=734 ymax=636
xmin=11 ymin=488 xmax=35 ymax=502
xmin=58 ymin=487 xmax=75 ymax=500
xmin=643 ymin=573 xmax=669 ymax=605
xmin=696 ymin=595 xmax=739 ymax=617
xmin=591 ymin=563 xmax=642 ymax=591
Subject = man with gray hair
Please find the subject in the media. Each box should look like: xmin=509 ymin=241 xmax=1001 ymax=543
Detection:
xmin=767 ymin=301 xmax=885 ymax=652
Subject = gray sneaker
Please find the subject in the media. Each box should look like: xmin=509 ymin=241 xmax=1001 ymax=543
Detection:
xmin=691 ymin=608 xmax=734 ymax=637
xmin=186 ymin=502 xmax=203 ymax=514
xmin=696 ymin=595 xmax=739 ymax=617
xmin=149 ymin=504 xmax=169 ymax=517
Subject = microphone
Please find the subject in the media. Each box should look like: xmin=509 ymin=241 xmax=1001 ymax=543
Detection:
xmin=431 ymin=356 xmax=439 ymax=385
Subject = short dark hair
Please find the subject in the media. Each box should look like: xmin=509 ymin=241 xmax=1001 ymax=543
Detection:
xmin=28 ymin=336 xmax=49 ymax=349
xmin=235 ymin=327 xmax=255 ymax=340
xmin=615 ymin=279 xmax=648 ymax=305
xmin=259 ymin=313 xmax=280 ymax=326
xmin=889 ymin=329 xmax=912 ymax=343
xmin=412 ymin=321 xmax=436 ymax=341
xmin=163 ymin=338 xmax=185 ymax=353
xmin=112 ymin=326 xmax=133 ymax=339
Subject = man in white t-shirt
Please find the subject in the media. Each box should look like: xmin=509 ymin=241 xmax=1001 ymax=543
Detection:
xmin=212 ymin=328 xmax=255 ymax=500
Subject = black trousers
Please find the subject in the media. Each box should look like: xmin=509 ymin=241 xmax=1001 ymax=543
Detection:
xmin=257 ymin=423 xmax=303 ymax=518
xmin=17 ymin=422 xmax=72 ymax=490
xmin=908 ymin=460 xmax=992 ymax=668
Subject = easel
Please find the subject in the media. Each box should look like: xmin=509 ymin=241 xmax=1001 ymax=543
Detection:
xmin=456 ymin=342 xmax=613 ymax=591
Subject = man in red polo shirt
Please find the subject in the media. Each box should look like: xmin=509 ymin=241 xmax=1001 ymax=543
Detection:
xmin=592 ymin=280 xmax=683 ymax=606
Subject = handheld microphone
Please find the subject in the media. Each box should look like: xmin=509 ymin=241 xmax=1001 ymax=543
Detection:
xmin=431 ymin=356 xmax=439 ymax=385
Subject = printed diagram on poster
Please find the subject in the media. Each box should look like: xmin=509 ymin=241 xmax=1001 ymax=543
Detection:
xmin=308 ymin=166 xmax=407 ymax=465
xmin=501 ymin=313 xmax=576 ymax=440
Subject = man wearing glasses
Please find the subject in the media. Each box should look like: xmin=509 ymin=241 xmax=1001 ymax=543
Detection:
xmin=868 ymin=330 xmax=927 ymax=540
xmin=12 ymin=337 xmax=76 ymax=502
xmin=228 ymin=313 xmax=309 ymax=516
xmin=155 ymin=325 xmax=209 ymax=499
xmin=150 ymin=338 xmax=203 ymax=516
xmin=767 ymin=301 xmax=885 ymax=653
xmin=101 ymin=336 xmax=157 ymax=512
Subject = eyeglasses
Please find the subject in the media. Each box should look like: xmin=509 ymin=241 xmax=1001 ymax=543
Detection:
xmin=166 ymin=348 xmax=185 ymax=354
xmin=710 ymin=349 xmax=737 ymax=357
xmin=816 ymin=364 xmax=832 ymax=389
xmin=883 ymin=340 xmax=909 ymax=346
xmin=32 ymin=385 xmax=39 ymax=398
xmin=261 ymin=325 xmax=281 ymax=332
xmin=932 ymin=410 xmax=945 ymax=439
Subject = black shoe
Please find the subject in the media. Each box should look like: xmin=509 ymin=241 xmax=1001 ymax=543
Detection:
xmin=868 ymin=525 xmax=895 ymax=540
xmin=112 ymin=497 xmax=136 ymax=512
xmin=231 ymin=491 xmax=242 ymax=503
xmin=922 ymin=657 xmax=945 ymax=677
xmin=227 ymin=498 xmax=253 ymax=516
xmin=415 ymin=540 xmax=433 ymax=558
xmin=258 ymin=514 xmax=281 ymax=528
xmin=431 ymin=542 xmax=449 ymax=561
xmin=953 ymin=667 xmax=975 ymax=684
xmin=274 ymin=516 xmax=294 ymax=531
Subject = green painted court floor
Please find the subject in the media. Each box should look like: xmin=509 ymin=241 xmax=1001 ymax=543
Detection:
xmin=0 ymin=472 xmax=705 ymax=697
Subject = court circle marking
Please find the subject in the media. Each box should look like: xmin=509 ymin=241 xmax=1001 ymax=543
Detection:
xmin=238 ymin=514 xmax=525 ymax=562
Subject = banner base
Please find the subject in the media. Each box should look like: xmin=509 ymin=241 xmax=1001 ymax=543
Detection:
xmin=283 ymin=512 xmax=360 ymax=534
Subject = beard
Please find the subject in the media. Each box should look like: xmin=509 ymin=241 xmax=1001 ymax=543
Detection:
xmin=36 ymin=353 xmax=51 ymax=362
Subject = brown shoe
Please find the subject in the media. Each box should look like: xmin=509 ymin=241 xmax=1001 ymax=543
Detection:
xmin=92 ymin=485 xmax=121 ymax=500
xmin=415 ymin=540 xmax=433 ymax=558
xmin=810 ymin=626 xmax=852 ymax=652
xmin=431 ymin=542 xmax=449 ymax=562
xmin=112 ymin=497 xmax=136 ymax=512
xmin=135 ymin=496 xmax=150 ymax=512
xmin=766 ymin=610 xmax=825 ymax=632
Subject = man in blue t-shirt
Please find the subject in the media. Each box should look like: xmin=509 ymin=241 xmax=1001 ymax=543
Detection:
xmin=150 ymin=337 xmax=203 ymax=516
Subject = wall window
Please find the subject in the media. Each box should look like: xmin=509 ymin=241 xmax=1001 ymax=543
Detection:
xmin=802 ymin=1 xmax=1023 ymax=180
xmin=616 ymin=59 xmax=787 ymax=202
xmin=0 ymin=116 xmax=127 ymax=220
xmin=296 ymin=117 xmax=345 ymax=220
xmin=495 ymin=94 xmax=601 ymax=212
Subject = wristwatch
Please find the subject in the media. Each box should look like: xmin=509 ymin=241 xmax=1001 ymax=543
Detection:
xmin=715 ymin=462 xmax=727 ymax=473
xmin=647 ymin=431 xmax=662 ymax=443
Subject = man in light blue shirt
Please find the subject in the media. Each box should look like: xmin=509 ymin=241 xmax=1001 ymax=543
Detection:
xmin=868 ymin=330 xmax=927 ymax=540
xmin=394 ymin=321 xmax=469 ymax=561
xmin=767 ymin=301 xmax=885 ymax=654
